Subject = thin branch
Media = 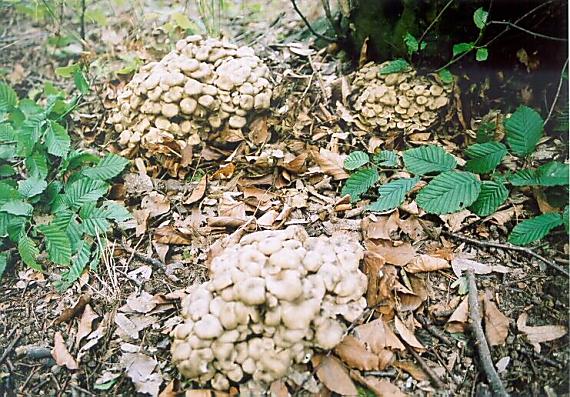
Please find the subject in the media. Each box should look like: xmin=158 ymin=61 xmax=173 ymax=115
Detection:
xmin=120 ymin=241 xmax=165 ymax=269
xmin=403 ymin=341 xmax=446 ymax=390
xmin=320 ymin=0 xmax=343 ymax=39
xmin=290 ymin=0 xmax=335 ymax=42
xmin=488 ymin=20 xmax=567 ymax=42
xmin=417 ymin=0 xmax=454 ymax=49
xmin=80 ymin=0 xmax=86 ymax=40
xmin=443 ymin=231 xmax=569 ymax=276
xmin=466 ymin=270 xmax=509 ymax=397
xmin=544 ymin=57 xmax=569 ymax=126
xmin=0 ymin=329 xmax=21 ymax=366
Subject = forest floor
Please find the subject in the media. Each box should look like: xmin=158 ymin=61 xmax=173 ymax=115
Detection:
xmin=0 ymin=1 xmax=568 ymax=396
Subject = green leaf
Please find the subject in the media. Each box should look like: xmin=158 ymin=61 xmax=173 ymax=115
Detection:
xmin=18 ymin=235 xmax=41 ymax=270
xmin=38 ymin=224 xmax=72 ymax=265
xmin=563 ymin=206 xmax=569 ymax=233
xmin=504 ymin=105 xmax=543 ymax=156
xmin=102 ymin=201 xmax=132 ymax=222
xmin=0 ymin=164 xmax=15 ymax=177
xmin=476 ymin=48 xmax=488 ymax=61
xmin=372 ymin=151 xmax=399 ymax=168
xmin=64 ymin=178 xmax=109 ymax=208
xmin=476 ymin=121 xmax=495 ymax=143
xmin=416 ymin=171 xmax=481 ymax=214
xmin=465 ymin=142 xmax=507 ymax=174
xmin=73 ymin=69 xmax=90 ymax=94
xmin=473 ymin=8 xmax=488 ymax=29
xmin=510 ymin=161 xmax=569 ymax=186
xmin=45 ymin=121 xmax=71 ymax=157
xmin=82 ymin=153 xmax=130 ymax=180
xmin=0 ymin=123 xmax=16 ymax=142
xmin=344 ymin=151 xmax=369 ymax=171
xmin=0 ymin=82 xmax=18 ymax=113
xmin=0 ymin=212 xmax=10 ymax=237
xmin=438 ymin=69 xmax=454 ymax=85
xmin=452 ymin=42 xmax=474 ymax=57
xmin=0 ymin=144 xmax=16 ymax=160
xmin=379 ymin=59 xmax=410 ymax=75
xmin=80 ymin=203 xmax=110 ymax=236
xmin=6 ymin=215 xmax=26 ymax=242
xmin=64 ymin=150 xmax=100 ymax=172
xmin=55 ymin=63 xmax=80 ymax=77
xmin=403 ymin=145 xmax=457 ymax=175
xmin=0 ymin=181 xmax=19 ymax=205
xmin=56 ymin=240 xmax=91 ymax=291
xmin=341 ymin=168 xmax=379 ymax=202
xmin=403 ymin=33 xmax=424 ymax=55
xmin=0 ymin=253 xmax=6 ymax=279
xmin=25 ymin=151 xmax=49 ymax=179
xmin=0 ymin=200 xmax=33 ymax=216
xmin=508 ymin=213 xmax=563 ymax=245
xmin=368 ymin=177 xmax=419 ymax=212
xmin=18 ymin=177 xmax=48 ymax=198
xmin=469 ymin=181 xmax=509 ymax=216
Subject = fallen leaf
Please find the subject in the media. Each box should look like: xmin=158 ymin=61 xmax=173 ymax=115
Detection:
xmin=314 ymin=355 xmax=358 ymax=396
xmin=393 ymin=360 xmax=429 ymax=381
xmin=363 ymin=251 xmax=386 ymax=307
xmin=354 ymin=318 xmax=404 ymax=354
xmin=446 ymin=296 xmax=469 ymax=333
xmin=212 ymin=163 xmax=236 ymax=180
xmin=54 ymin=294 xmax=91 ymax=325
xmin=439 ymin=210 xmax=478 ymax=232
xmin=517 ymin=312 xmax=568 ymax=353
xmin=350 ymin=370 xmax=406 ymax=397
xmin=75 ymin=304 xmax=99 ymax=348
xmin=282 ymin=152 xmax=308 ymax=174
xmin=141 ymin=191 xmax=170 ymax=218
xmin=154 ymin=226 xmax=193 ymax=245
xmin=184 ymin=175 xmax=207 ymax=205
xmin=248 ymin=117 xmax=269 ymax=145
xmin=363 ymin=213 xmax=400 ymax=241
xmin=133 ymin=208 xmax=150 ymax=236
xmin=366 ymin=240 xmax=416 ymax=267
xmin=483 ymin=294 xmax=509 ymax=346
xmin=483 ymin=205 xmax=522 ymax=225
xmin=495 ymin=356 xmax=510 ymax=373
xmin=183 ymin=391 xmax=214 ymax=397
xmin=311 ymin=148 xmax=349 ymax=180
xmin=405 ymin=255 xmax=449 ymax=273
xmin=334 ymin=335 xmax=379 ymax=370
xmin=52 ymin=332 xmax=78 ymax=370
xmin=394 ymin=316 xmax=424 ymax=350
xmin=451 ymin=258 xmax=510 ymax=277
xmin=122 ymin=352 xmax=162 ymax=396
xmin=398 ymin=276 xmax=427 ymax=312
xmin=125 ymin=291 xmax=158 ymax=314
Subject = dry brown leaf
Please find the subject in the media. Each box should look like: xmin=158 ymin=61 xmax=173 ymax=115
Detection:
xmin=363 ymin=251 xmax=385 ymax=307
xmin=52 ymin=332 xmax=78 ymax=370
xmin=153 ymin=241 xmax=169 ymax=263
xmin=398 ymin=276 xmax=427 ymax=312
xmin=212 ymin=163 xmax=236 ymax=180
xmin=517 ymin=312 xmax=568 ymax=353
xmin=334 ymin=335 xmax=379 ymax=370
xmin=405 ymin=254 xmax=450 ymax=273
xmin=141 ymin=191 xmax=170 ymax=218
xmin=75 ymin=304 xmax=99 ymax=348
xmin=483 ymin=295 xmax=509 ymax=346
xmin=282 ymin=152 xmax=309 ymax=174
xmin=257 ymin=210 xmax=279 ymax=227
xmin=350 ymin=371 xmax=407 ymax=397
xmin=183 ymin=390 xmax=213 ymax=397
xmin=483 ymin=205 xmax=522 ymax=225
xmin=154 ymin=226 xmax=193 ymax=245
xmin=446 ymin=296 xmax=469 ymax=333
xmin=184 ymin=175 xmax=207 ymax=205
xmin=125 ymin=291 xmax=158 ymax=314
xmin=158 ymin=381 xmax=177 ymax=397
xmin=534 ymin=187 xmax=560 ymax=213
xmin=311 ymin=148 xmax=349 ymax=180
xmin=354 ymin=318 xmax=387 ymax=354
xmin=122 ymin=352 xmax=162 ymax=396
xmin=133 ymin=208 xmax=150 ymax=236
xmin=393 ymin=360 xmax=429 ymax=381
xmin=269 ymin=380 xmax=290 ymax=397
xmin=394 ymin=316 xmax=424 ymax=350
xmin=366 ymin=240 xmax=416 ymax=267
xmin=439 ymin=210 xmax=478 ymax=232
xmin=363 ymin=213 xmax=400 ymax=240
xmin=248 ymin=117 xmax=269 ymax=145
xmin=54 ymin=294 xmax=91 ymax=325
xmin=314 ymin=355 xmax=358 ymax=396
xmin=451 ymin=258 xmax=510 ymax=277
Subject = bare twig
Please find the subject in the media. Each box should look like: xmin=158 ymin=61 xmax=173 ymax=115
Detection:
xmin=488 ymin=20 xmax=567 ymax=42
xmin=80 ymin=0 xmax=86 ymax=40
xmin=443 ymin=231 xmax=569 ymax=277
xmin=290 ymin=0 xmax=335 ymax=42
xmin=120 ymin=241 xmax=165 ymax=269
xmin=0 ymin=330 xmax=21 ymax=366
xmin=403 ymin=341 xmax=446 ymax=390
xmin=320 ymin=0 xmax=343 ymax=39
xmin=466 ymin=270 xmax=509 ymax=397
xmin=544 ymin=57 xmax=569 ymax=126
xmin=417 ymin=0 xmax=454 ymax=50
xmin=417 ymin=314 xmax=452 ymax=345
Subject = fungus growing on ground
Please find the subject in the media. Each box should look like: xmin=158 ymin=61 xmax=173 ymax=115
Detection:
xmin=171 ymin=226 xmax=368 ymax=391
xmin=108 ymin=35 xmax=273 ymax=177
xmin=350 ymin=62 xmax=452 ymax=134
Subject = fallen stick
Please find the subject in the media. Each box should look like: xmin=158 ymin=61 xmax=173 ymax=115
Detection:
xmin=466 ymin=269 xmax=509 ymax=397
xmin=0 ymin=330 xmax=21 ymax=366
xmin=403 ymin=341 xmax=446 ymax=390
xmin=443 ymin=231 xmax=568 ymax=276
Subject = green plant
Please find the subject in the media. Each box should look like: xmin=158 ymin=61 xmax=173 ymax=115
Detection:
xmin=342 ymin=105 xmax=569 ymax=246
xmin=0 ymin=79 xmax=130 ymax=289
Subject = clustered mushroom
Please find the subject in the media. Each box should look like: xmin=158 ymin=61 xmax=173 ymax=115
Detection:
xmin=171 ymin=226 xmax=368 ymax=391
xmin=108 ymin=35 xmax=273 ymax=176
xmin=350 ymin=62 xmax=451 ymax=134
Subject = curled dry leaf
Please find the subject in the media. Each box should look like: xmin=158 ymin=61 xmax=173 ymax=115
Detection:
xmin=393 ymin=360 xmax=429 ymax=381
xmin=184 ymin=174 xmax=208 ymax=205
xmin=52 ymin=332 xmax=78 ymax=370
xmin=122 ymin=352 xmax=162 ymax=397
xmin=334 ymin=335 xmax=379 ymax=371
xmin=451 ymin=257 xmax=510 ymax=277
xmin=517 ymin=312 xmax=568 ymax=353
xmin=394 ymin=316 xmax=424 ymax=350
xmin=311 ymin=148 xmax=349 ymax=180
xmin=483 ymin=294 xmax=510 ymax=346
xmin=125 ymin=291 xmax=158 ymax=314
xmin=363 ymin=213 xmax=400 ymax=241
xmin=366 ymin=240 xmax=416 ymax=267
xmin=54 ymin=294 xmax=91 ymax=325
xmin=154 ymin=226 xmax=193 ymax=245
xmin=445 ymin=296 xmax=469 ymax=333
xmin=363 ymin=250 xmax=385 ymax=308
xmin=75 ymin=304 xmax=99 ymax=348
xmin=350 ymin=370 xmax=407 ymax=397
xmin=248 ymin=117 xmax=269 ymax=145
xmin=141 ymin=191 xmax=170 ymax=218
xmin=405 ymin=254 xmax=449 ymax=273
xmin=212 ymin=163 xmax=236 ymax=180
xmin=439 ymin=210 xmax=478 ymax=232
xmin=314 ymin=355 xmax=358 ymax=396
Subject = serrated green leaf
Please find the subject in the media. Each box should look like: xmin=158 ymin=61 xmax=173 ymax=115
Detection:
xmin=0 ymin=82 xmax=18 ymax=113
xmin=465 ymin=142 xmax=507 ymax=174
xmin=508 ymin=212 xmax=563 ymax=245
xmin=45 ymin=121 xmax=70 ymax=157
xmin=403 ymin=145 xmax=457 ymax=175
xmin=80 ymin=203 xmax=110 ymax=236
xmin=416 ymin=171 xmax=481 ymax=214
xmin=510 ymin=161 xmax=569 ymax=186
xmin=15 ymin=130 xmax=34 ymax=157
xmin=18 ymin=177 xmax=48 ymax=198
xmin=18 ymin=235 xmax=41 ymax=270
xmin=379 ymin=59 xmax=410 ymax=75
xmin=0 ymin=123 xmax=16 ymax=142
xmin=563 ymin=206 xmax=569 ymax=233
xmin=341 ymin=168 xmax=379 ymax=202
xmin=64 ymin=178 xmax=109 ymax=208
xmin=344 ymin=151 xmax=369 ymax=170
xmin=38 ymin=224 xmax=71 ymax=265
xmin=82 ymin=153 xmax=129 ymax=180
xmin=473 ymin=8 xmax=488 ymax=29
xmin=476 ymin=48 xmax=488 ymax=61
xmin=102 ymin=201 xmax=132 ymax=222
xmin=504 ymin=105 xmax=543 ymax=156
xmin=368 ymin=177 xmax=419 ymax=212
xmin=56 ymin=240 xmax=91 ymax=291
xmin=469 ymin=181 xmax=509 ymax=216
xmin=0 ymin=164 xmax=14 ymax=177
xmin=7 ymin=216 xmax=26 ymax=242
xmin=0 ymin=200 xmax=33 ymax=216
xmin=66 ymin=218 xmax=84 ymax=252
xmin=452 ymin=42 xmax=474 ymax=57
xmin=372 ymin=151 xmax=399 ymax=168
xmin=0 ymin=253 xmax=6 ymax=279
xmin=438 ymin=69 xmax=454 ymax=84
xmin=0 ymin=180 xmax=19 ymax=204
xmin=476 ymin=121 xmax=495 ymax=143
xmin=0 ymin=144 xmax=16 ymax=160
xmin=0 ymin=212 xmax=11 ymax=237
xmin=25 ymin=151 xmax=49 ymax=179
xmin=63 ymin=150 xmax=100 ymax=172
xmin=403 ymin=32 xmax=424 ymax=55
xmin=73 ymin=69 xmax=90 ymax=94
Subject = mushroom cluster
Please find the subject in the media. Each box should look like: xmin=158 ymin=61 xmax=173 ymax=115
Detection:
xmin=171 ymin=226 xmax=368 ymax=390
xmin=108 ymin=35 xmax=273 ymax=176
xmin=350 ymin=62 xmax=452 ymax=134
